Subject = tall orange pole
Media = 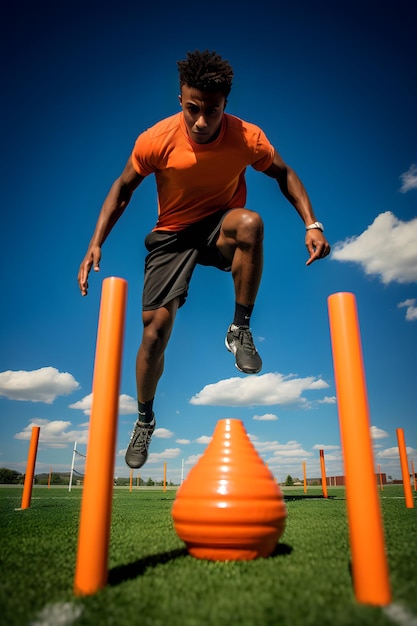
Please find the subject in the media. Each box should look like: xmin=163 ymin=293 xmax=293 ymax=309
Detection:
xmin=302 ymin=461 xmax=307 ymax=493
xmin=411 ymin=460 xmax=417 ymax=491
xmin=129 ymin=469 xmax=133 ymax=492
xmin=328 ymin=292 xmax=391 ymax=606
xmin=396 ymin=428 xmax=414 ymax=509
xmin=378 ymin=464 xmax=384 ymax=492
xmin=21 ymin=426 xmax=40 ymax=509
xmin=74 ymin=277 xmax=127 ymax=596
xmin=319 ymin=450 xmax=328 ymax=498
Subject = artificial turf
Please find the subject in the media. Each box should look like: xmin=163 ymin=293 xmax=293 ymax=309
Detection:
xmin=0 ymin=485 xmax=416 ymax=626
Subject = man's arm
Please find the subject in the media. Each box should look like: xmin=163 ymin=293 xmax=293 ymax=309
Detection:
xmin=263 ymin=149 xmax=330 ymax=265
xmin=78 ymin=158 xmax=144 ymax=296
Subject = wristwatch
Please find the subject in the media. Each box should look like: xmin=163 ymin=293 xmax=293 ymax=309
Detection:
xmin=306 ymin=221 xmax=324 ymax=232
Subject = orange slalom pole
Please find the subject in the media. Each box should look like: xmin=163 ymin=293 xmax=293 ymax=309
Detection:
xmin=163 ymin=462 xmax=167 ymax=493
xmin=319 ymin=450 xmax=328 ymax=498
xmin=21 ymin=426 xmax=41 ymax=509
xmin=411 ymin=461 xmax=417 ymax=491
xmin=378 ymin=464 xmax=384 ymax=492
xmin=74 ymin=277 xmax=127 ymax=596
xmin=396 ymin=428 xmax=414 ymax=509
xmin=328 ymin=292 xmax=391 ymax=606
xmin=129 ymin=469 xmax=133 ymax=492
xmin=302 ymin=461 xmax=307 ymax=493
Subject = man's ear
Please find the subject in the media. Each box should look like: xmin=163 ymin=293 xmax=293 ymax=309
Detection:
xmin=224 ymin=98 xmax=228 ymax=110
xmin=178 ymin=94 xmax=182 ymax=106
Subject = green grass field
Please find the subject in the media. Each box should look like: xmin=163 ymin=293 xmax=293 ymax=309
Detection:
xmin=1 ymin=485 xmax=416 ymax=626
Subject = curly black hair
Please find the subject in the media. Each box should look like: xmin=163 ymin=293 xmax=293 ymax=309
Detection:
xmin=177 ymin=50 xmax=234 ymax=97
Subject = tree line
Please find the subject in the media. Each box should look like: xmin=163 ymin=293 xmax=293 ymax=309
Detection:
xmin=0 ymin=467 xmax=178 ymax=487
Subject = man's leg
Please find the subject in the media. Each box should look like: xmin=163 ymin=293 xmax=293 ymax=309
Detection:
xmin=217 ymin=208 xmax=264 ymax=305
xmin=125 ymin=298 xmax=179 ymax=469
xmin=136 ymin=299 xmax=179 ymax=403
xmin=216 ymin=209 xmax=264 ymax=374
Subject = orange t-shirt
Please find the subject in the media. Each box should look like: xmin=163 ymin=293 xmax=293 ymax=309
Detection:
xmin=131 ymin=112 xmax=275 ymax=231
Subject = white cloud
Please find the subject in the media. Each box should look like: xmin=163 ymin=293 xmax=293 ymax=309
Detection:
xmin=374 ymin=446 xmax=415 ymax=459
xmin=190 ymin=372 xmax=329 ymax=407
xmin=118 ymin=394 xmax=138 ymax=414
xmin=398 ymin=298 xmax=417 ymax=321
xmin=253 ymin=413 xmax=278 ymax=421
xmin=185 ymin=453 xmax=203 ymax=465
xmin=251 ymin=440 xmax=281 ymax=453
xmin=154 ymin=428 xmax=174 ymax=439
xmin=195 ymin=435 xmax=212 ymax=444
xmin=375 ymin=446 xmax=400 ymax=458
xmin=14 ymin=419 xmax=88 ymax=448
xmin=271 ymin=440 xmax=313 ymax=459
xmin=147 ymin=448 xmax=181 ymax=463
xmin=318 ymin=396 xmax=336 ymax=404
xmin=370 ymin=425 xmax=389 ymax=440
xmin=69 ymin=392 xmax=137 ymax=415
xmin=399 ymin=163 xmax=417 ymax=193
xmin=332 ymin=211 xmax=417 ymax=284
xmin=312 ymin=444 xmax=341 ymax=450
xmin=0 ymin=367 xmax=79 ymax=403
xmin=176 ymin=438 xmax=191 ymax=444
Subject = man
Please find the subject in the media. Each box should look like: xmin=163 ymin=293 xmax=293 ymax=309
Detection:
xmin=78 ymin=50 xmax=330 ymax=471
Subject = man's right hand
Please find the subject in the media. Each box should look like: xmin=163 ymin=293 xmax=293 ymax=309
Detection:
xmin=78 ymin=246 xmax=101 ymax=296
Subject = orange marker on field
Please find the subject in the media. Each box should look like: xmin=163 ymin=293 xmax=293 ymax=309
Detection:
xmin=74 ymin=277 xmax=127 ymax=596
xmin=302 ymin=461 xmax=307 ymax=493
xmin=20 ymin=426 xmax=40 ymax=510
xmin=328 ymin=292 xmax=391 ymax=606
xmin=396 ymin=428 xmax=414 ymax=509
xmin=378 ymin=464 xmax=384 ymax=492
xmin=172 ymin=418 xmax=287 ymax=561
xmin=319 ymin=450 xmax=328 ymax=498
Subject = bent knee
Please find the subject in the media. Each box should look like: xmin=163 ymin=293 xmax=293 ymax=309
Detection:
xmin=235 ymin=210 xmax=264 ymax=246
xmin=141 ymin=305 xmax=177 ymax=353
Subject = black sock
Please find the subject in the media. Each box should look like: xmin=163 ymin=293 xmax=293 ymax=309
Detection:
xmin=138 ymin=399 xmax=154 ymax=424
xmin=233 ymin=302 xmax=254 ymax=327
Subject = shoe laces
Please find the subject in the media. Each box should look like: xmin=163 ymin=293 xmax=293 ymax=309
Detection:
xmin=130 ymin=421 xmax=154 ymax=452
xmin=233 ymin=326 xmax=256 ymax=354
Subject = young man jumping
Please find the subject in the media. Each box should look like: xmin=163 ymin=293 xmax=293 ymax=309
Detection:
xmin=78 ymin=50 xmax=331 ymax=470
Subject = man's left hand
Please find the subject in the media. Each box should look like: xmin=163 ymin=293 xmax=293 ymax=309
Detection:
xmin=305 ymin=230 xmax=331 ymax=265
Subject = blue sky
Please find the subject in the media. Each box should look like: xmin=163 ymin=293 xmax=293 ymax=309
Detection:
xmin=1 ymin=0 xmax=416 ymax=484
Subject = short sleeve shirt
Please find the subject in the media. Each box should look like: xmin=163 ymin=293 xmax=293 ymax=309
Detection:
xmin=131 ymin=112 xmax=275 ymax=231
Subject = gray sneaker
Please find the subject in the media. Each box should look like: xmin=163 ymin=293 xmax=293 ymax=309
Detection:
xmin=125 ymin=416 xmax=156 ymax=469
xmin=225 ymin=324 xmax=262 ymax=374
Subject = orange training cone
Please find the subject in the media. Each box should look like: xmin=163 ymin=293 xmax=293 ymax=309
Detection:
xmin=172 ymin=418 xmax=287 ymax=561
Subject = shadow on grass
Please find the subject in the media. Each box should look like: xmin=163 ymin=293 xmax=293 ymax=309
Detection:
xmin=269 ymin=542 xmax=293 ymax=558
xmin=108 ymin=542 xmax=293 ymax=586
xmin=108 ymin=548 xmax=188 ymax=585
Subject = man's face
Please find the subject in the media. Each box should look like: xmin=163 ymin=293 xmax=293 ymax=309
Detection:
xmin=179 ymin=85 xmax=226 ymax=144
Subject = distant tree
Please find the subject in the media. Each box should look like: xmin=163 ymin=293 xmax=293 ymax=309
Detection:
xmin=284 ymin=475 xmax=294 ymax=486
xmin=146 ymin=477 xmax=155 ymax=486
xmin=0 ymin=468 xmax=23 ymax=484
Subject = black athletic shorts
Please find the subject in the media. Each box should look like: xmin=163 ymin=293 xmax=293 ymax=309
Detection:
xmin=142 ymin=210 xmax=232 ymax=311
